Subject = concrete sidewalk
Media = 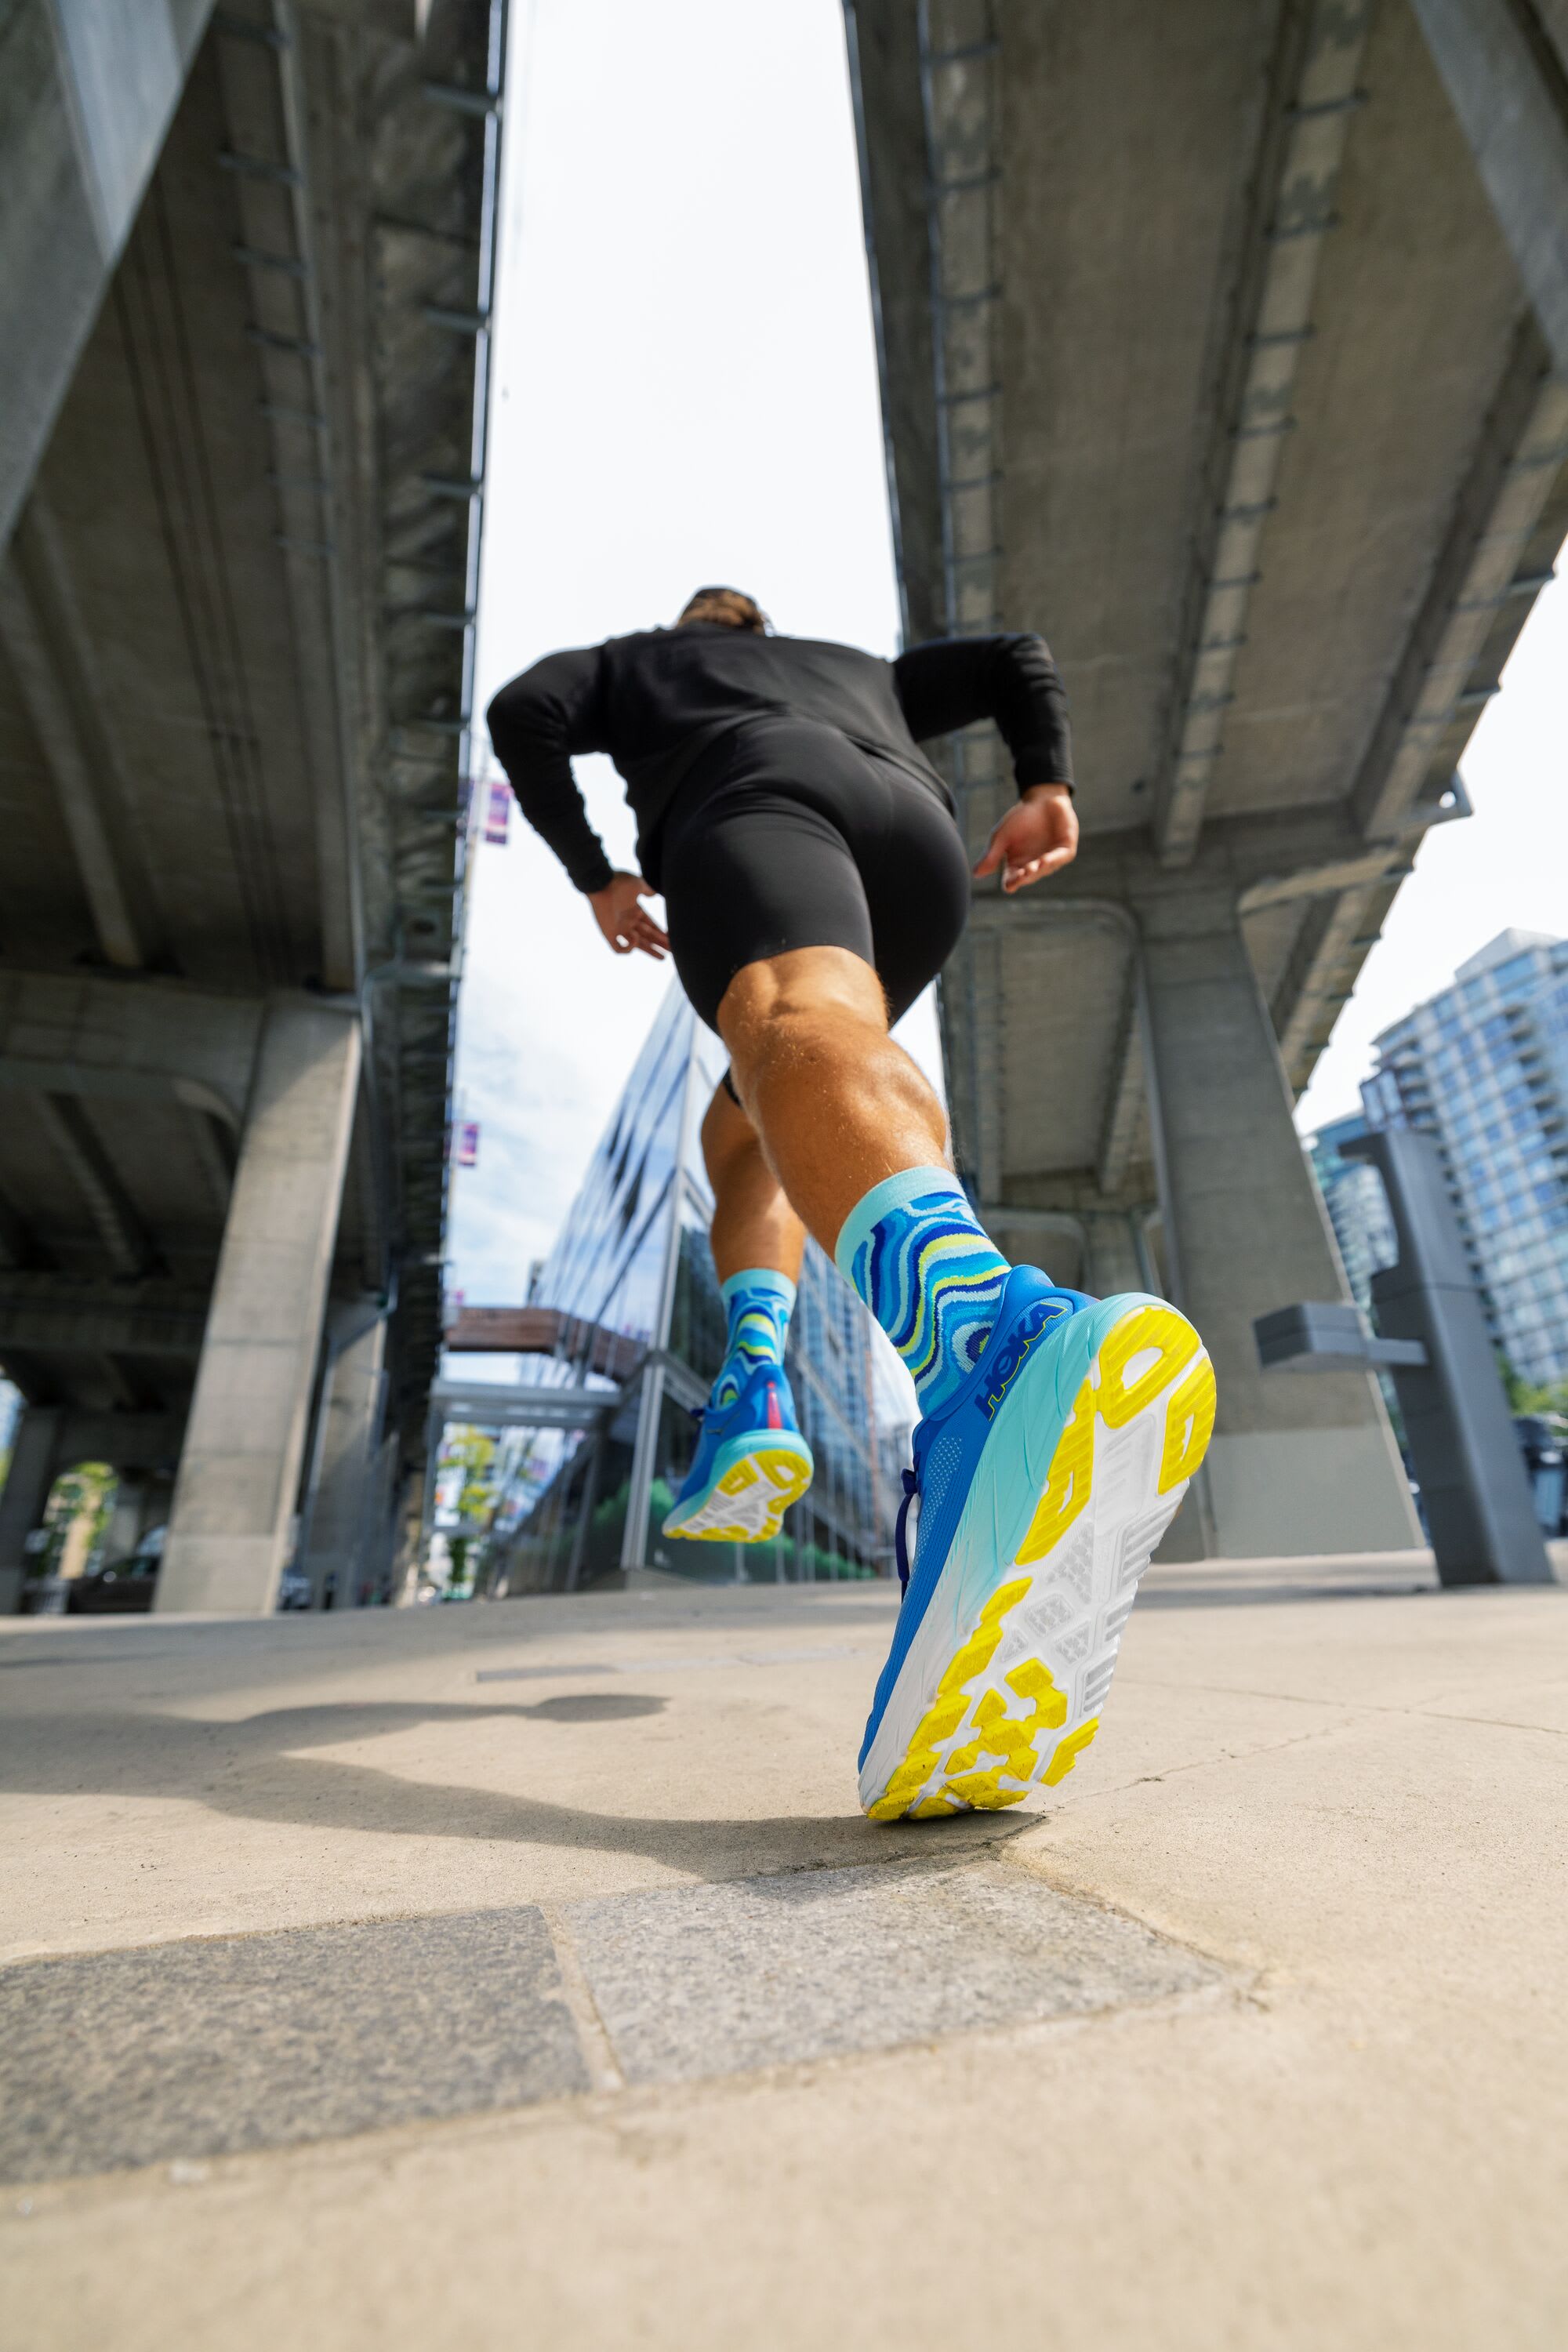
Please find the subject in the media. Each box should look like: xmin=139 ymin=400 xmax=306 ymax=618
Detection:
xmin=2 ymin=1558 xmax=1565 ymax=2350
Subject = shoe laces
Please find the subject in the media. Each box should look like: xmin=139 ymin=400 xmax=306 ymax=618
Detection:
xmin=894 ymin=1465 xmax=920 ymax=1597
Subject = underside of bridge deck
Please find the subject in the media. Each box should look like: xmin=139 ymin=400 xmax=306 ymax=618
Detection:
xmin=0 ymin=0 xmax=504 ymax=1610
xmin=846 ymin=0 xmax=1568 ymax=1554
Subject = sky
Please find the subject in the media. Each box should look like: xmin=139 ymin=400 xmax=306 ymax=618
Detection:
xmin=449 ymin=0 xmax=920 ymax=1313
xmin=448 ymin=0 xmax=1566 ymax=1314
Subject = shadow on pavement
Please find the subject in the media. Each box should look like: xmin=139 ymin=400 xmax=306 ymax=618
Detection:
xmin=0 ymin=1698 xmax=1023 ymax=1880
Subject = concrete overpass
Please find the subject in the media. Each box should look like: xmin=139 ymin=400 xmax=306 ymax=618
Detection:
xmin=844 ymin=0 xmax=1568 ymax=1555
xmin=0 ymin=0 xmax=504 ymax=1610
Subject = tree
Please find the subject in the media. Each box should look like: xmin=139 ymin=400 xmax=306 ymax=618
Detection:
xmin=1500 ymin=1359 xmax=1568 ymax=1420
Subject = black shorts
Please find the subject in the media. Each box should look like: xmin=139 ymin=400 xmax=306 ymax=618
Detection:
xmin=654 ymin=717 xmax=971 ymax=1036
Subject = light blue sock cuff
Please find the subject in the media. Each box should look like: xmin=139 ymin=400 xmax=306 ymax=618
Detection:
xmin=720 ymin=1267 xmax=797 ymax=1311
xmin=833 ymin=1166 xmax=968 ymax=1286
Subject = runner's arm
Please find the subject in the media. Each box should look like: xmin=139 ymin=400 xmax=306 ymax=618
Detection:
xmin=891 ymin=633 xmax=1074 ymax=793
xmin=485 ymin=647 xmax=617 ymax=893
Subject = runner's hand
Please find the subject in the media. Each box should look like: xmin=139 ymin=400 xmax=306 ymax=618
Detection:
xmin=589 ymin=872 xmax=670 ymax=959
xmin=973 ymin=782 xmax=1079 ymax=895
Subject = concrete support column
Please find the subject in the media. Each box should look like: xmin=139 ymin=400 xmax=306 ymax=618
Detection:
xmin=1137 ymin=891 xmax=1420 ymax=1558
xmin=0 ymin=1406 xmax=62 ymax=1610
xmin=302 ymin=1308 xmax=388 ymax=1610
xmin=158 ymin=1000 xmax=361 ymax=1614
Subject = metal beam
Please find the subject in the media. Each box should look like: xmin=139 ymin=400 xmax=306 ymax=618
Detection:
xmin=213 ymin=2 xmax=361 ymax=996
xmin=34 ymin=1096 xmax=159 ymax=1279
xmin=1409 ymin=0 xmax=1568 ymax=377
xmin=1156 ymin=0 xmax=1374 ymax=866
xmin=48 ymin=1409 xmax=185 ymax=1468
xmin=1354 ymin=323 xmax=1568 ymax=838
xmin=0 ymin=505 xmax=162 ymax=968
xmin=0 ymin=971 xmax=261 ymax=1129
xmin=917 ymin=0 xmax=1004 ymax=648
xmin=0 ymin=1058 xmax=244 ymax=1131
xmin=1271 ymin=887 xmax=1373 ymax=1084
xmin=0 ymin=1280 xmax=209 ymax=1359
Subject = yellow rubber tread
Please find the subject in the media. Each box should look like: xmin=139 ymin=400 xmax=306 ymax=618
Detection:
xmin=979 ymin=1576 xmax=1033 ymax=1626
xmin=864 ymin=1299 xmax=1215 ymax=1823
xmin=947 ymin=1773 xmax=1026 ymax=1809
xmin=1041 ymin=1718 xmax=1099 ymax=1784
xmin=1095 ymin=1305 xmax=1199 ymax=1428
xmin=935 ymin=1624 xmax=1002 ymax=1697
xmin=1159 ymin=1352 xmax=1218 ymax=1494
xmin=1014 ymin=1380 xmax=1094 ymax=1566
xmin=862 ymin=1581 xmax=1057 ymax=1817
xmin=674 ymin=1445 xmax=813 ymax=1543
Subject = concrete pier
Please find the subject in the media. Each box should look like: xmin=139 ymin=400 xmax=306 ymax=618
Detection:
xmin=157 ymin=1001 xmax=361 ymax=1617
xmin=1138 ymin=891 xmax=1419 ymax=1557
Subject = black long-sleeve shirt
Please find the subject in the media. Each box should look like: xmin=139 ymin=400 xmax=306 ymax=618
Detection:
xmin=485 ymin=622 xmax=1074 ymax=895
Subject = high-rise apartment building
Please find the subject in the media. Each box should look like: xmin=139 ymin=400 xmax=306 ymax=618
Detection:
xmin=479 ymin=986 xmax=904 ymax=1592
xmin=1361 ymin=930 xmax=1568 ymax=1388
xmin=1305 ymin=1113 xmax=1399 ymax=1314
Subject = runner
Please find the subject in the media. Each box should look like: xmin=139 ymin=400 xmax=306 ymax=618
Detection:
xmin=487 ymin=588 xmax=1215 ymax=1818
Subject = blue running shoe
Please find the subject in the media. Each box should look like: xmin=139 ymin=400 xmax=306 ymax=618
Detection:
xmin=661 ymin=1359 xmax=815 ymax=1543
xmin=859 ymin=1269 xmax=1215 ymax=1820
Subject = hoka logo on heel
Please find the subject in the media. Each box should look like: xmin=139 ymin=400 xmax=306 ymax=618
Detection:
xmin=980 ymin=1298 xmax=1070 ymax=1420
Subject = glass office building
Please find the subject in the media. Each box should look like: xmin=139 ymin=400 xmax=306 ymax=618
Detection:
xmin=1304 ymin=1112 xmax=1399 ymax=1314
xmin=1362 ymin=929 xmax=1568 ymax=1388
xmin=483 ymin=986 xmax=904 ymax=1593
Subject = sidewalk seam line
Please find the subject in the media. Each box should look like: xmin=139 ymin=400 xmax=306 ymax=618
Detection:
xmin=537 ymin=1903 xmax=625 ymax=2094
xmin=1127 ymin=1674 xmax=1568 ymax=1735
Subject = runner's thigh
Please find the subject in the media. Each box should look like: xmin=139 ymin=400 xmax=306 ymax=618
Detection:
xmin=660 ymin=786 xmax=876 ymax=1033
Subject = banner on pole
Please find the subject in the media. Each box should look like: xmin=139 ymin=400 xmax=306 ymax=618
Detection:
xmin=455 ymin=1120 xmax=480 ymax=1168
xmin=484 ymin=778 xmax=511 ymax=846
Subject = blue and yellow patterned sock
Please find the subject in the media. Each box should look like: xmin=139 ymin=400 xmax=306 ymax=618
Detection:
xmin=834 ymin=1167 xmax=1011 ymax=1419
xmin=710 ymin=1268 xmax=796 ymax=1412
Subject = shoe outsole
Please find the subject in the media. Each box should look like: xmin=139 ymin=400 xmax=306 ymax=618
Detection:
xmin=662 ymin=1436 xmax=815 ymax=1544
xmin=860 ymin=1301 xmax=1215 ymax=1820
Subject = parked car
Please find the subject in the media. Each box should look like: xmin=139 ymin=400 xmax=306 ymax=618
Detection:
xmin=67 ymin=1552 xmax=159 ymax=1614
xmin=65 ymin=1525 xmax=166 ymax=1616
xmin=1515 ymin=1415 xmax=1566 ymax=1537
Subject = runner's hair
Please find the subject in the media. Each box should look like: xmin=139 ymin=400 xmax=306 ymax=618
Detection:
xmin=677 ymin=586 xmax=770 ymax=633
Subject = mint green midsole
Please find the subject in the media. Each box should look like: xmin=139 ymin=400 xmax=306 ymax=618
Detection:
xmin=906 ymin=1292 xmax=1170 ymax=1679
